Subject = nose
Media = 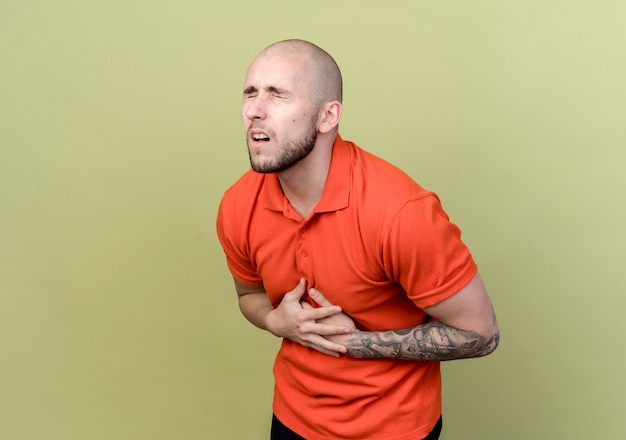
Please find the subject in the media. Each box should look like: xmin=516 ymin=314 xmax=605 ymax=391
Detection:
xmin=243 ymin=96 xmax=266 ymax=121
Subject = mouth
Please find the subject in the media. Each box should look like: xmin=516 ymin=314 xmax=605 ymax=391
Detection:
xmin=249 ymin=129 xmax=271 ymax=145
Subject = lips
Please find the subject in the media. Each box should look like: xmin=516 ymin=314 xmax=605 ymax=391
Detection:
xmin=249 ymin=129 xmax=271 ymax=145
xmin=253 ymin=132 xmax=269 ymax=141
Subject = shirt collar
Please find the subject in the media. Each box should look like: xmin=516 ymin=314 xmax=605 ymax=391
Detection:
xmin=262 ymin=134 xmax=351 ymax=214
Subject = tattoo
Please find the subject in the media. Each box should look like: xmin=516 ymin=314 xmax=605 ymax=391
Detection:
xmin=345 ymin=319 xmax=500 ymax=361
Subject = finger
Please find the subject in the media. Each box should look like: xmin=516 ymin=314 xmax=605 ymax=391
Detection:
xmin=314 ymin=347 xmax=342 ymax=358
xmin=300 ymin=300 xmax=313 ymax=310
xmin=297 ymin=312 xmax=352 ymax=340
xmin=306 ymin=305 xmax=343 ymax=321
xmin=303 ymin=343 xmax=341 ymax=358
xmin=314 ymin=322 xmax=353 ymax=336
xmin=309 ymin=288 xmax=335 ymax=308
xmin=297 ymin=318 xmax=352 ymax=336
xmin=284 ymin=278 xmax=307 ymax=302
xmin=304 ymin=335 xmax=347 ymax=357
xmin=298 ymin=297 xmax=342 ymax=320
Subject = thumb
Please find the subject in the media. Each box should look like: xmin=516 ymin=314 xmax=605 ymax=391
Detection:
xmin=284 ymin=278 xmax=307 ymax=302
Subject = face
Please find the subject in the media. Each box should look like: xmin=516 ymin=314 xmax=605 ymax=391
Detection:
xmin=241 ymin=52 xmax=320 ymax=174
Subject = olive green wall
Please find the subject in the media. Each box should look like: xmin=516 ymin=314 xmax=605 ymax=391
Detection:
xmin=1 ymin=1 xmax=624 ymax=439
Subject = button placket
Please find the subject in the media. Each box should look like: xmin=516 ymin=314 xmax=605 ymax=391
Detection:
xmin=295 ymin=220 xmax=312 ymax=281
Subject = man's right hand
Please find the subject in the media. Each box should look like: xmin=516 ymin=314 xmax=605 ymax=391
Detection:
xmin=265 ymin=278 xmax=353 ymax=357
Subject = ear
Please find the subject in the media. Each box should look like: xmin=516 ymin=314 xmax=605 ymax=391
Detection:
xmin=317 ymin=101 xmax=342 ymax=134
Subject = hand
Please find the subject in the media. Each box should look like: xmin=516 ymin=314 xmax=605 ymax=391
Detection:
xmin=266 ymin=279 xmax=353 ymax=357
xmin=303 ymin=287 xmax=357 ymax=346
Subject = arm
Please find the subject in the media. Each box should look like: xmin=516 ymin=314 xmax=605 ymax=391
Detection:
xmin=234 ymin=278 xmax=353 ymax=357
xmin=310 ymin=273 xmax=499 ymax=361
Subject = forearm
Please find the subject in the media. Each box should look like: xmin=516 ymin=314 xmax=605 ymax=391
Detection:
xmin=343 ymin=321 xmax=500 ymax=361
xmin=238 ymin=291 xmax=274 ymax=332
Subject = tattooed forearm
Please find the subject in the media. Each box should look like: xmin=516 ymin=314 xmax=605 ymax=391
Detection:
xmin=344 ymin=321 xmax=500 ymax=361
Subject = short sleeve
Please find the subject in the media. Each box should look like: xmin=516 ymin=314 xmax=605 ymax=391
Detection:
xmin=216 ymin=197 xmax=264 ymax=286
xmin=381 ymin=194 xmax=477 ymax=309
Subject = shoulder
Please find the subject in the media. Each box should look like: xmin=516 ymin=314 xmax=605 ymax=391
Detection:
xmin=348 ymin=141 xmax=434 ymax=210
xmin=217 ymin=170 xmax=266 ymax=237
xmin=219 ymin=170 xmax=264 ymax=210
xmin=222 ymin=169 xmax=264 ymax=198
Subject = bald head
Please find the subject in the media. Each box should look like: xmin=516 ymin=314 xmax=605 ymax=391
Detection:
xmin=258 ymin=39 xmax=343 ymax=107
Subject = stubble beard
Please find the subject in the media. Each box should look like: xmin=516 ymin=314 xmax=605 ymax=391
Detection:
xmin=247 ymin=118 xmax=318 ymax=174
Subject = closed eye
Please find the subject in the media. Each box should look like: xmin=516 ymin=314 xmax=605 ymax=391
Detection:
xmin=243 ymin=86 xmax=257 ymax=98
xmin=243 ymin=85 xmax=290 ymax=99
xmin=268 ymin=86 xmax=290 ymax=98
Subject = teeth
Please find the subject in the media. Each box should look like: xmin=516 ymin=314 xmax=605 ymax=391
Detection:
xmin=253 ymin=133 xmax=269 ymax=141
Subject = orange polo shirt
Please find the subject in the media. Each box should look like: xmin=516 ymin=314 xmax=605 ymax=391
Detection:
xmin=217 ymin=135 xmax=477 ymax=439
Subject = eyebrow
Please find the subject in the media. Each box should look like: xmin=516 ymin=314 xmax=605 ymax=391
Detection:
xmin=268 ymin=86 xmax=289 ymax=95
xmin=243 ymin=85 xmax=290 ymax=95
xmin=243 ymin=86 xmax=257 ymax=95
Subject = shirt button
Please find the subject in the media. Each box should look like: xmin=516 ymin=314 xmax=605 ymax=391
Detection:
xmin=300 ymin=227 xmax=307 ymax=233
xmin=302 ymin=250 xmax=308 ymax=257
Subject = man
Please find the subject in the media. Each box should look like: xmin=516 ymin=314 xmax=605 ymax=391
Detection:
xmin=216 ymin=39 xmax=499 ymax=440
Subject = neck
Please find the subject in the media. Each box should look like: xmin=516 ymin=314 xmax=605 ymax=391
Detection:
xmin=277 ymin=136 xmax=334 ymax=219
